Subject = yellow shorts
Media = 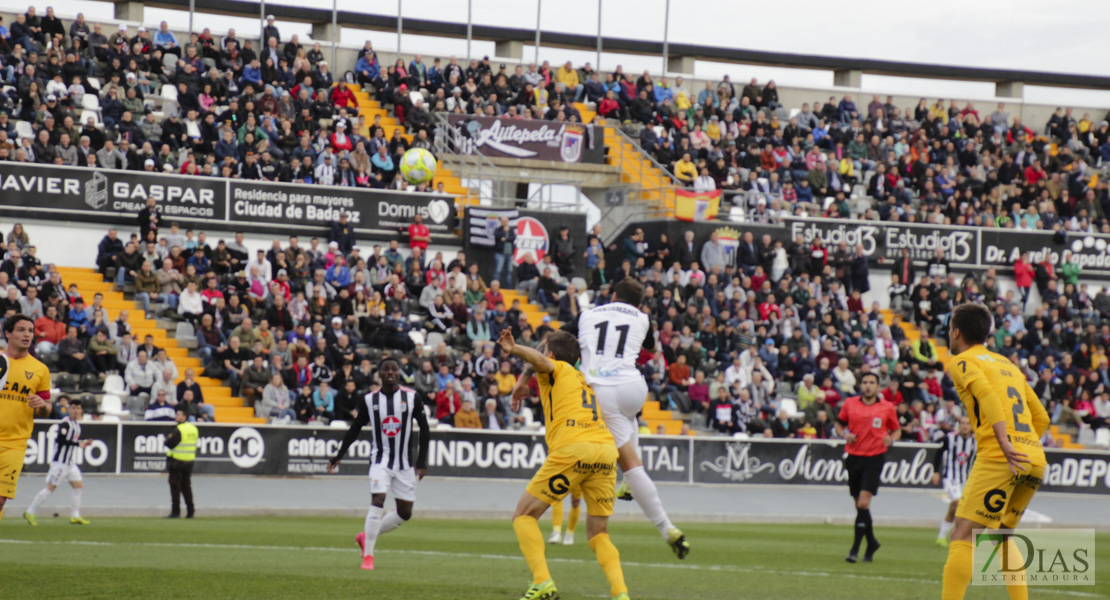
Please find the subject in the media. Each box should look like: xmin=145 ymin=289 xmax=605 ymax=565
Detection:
xmin=956 ymin=459 xmax=1044 ymax=529
xmin=525 ymin=442 xmax=618 ymax=517
xmin=0 ymin=444 xmax=27 ymax=499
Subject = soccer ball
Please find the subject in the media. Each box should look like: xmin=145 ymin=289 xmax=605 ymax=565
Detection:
xmin=399 ymin=148 xmax=437 ymax=185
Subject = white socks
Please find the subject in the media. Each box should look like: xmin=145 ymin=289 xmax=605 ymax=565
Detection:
xmin=380 ymin=511 xmax=406 ymax=535
xmin=27 ymin=487 xmax=52 ymax=516
xmin=624 ymin=466 xmax=674 ymax=539
xmin=363 ymin=506 xmax=383 ymax=557
xmin=71 ymin=488 xmax=83 ymax=519
xmin=938 ymin=519 xmax=954 ymax=540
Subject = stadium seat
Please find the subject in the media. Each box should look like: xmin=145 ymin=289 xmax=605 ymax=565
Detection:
xmin=732 ymin=432 xmax=750 ymax=439
xmin=99 ymin=394 xmax=130 ymax=419
xmin=15 ymin=120 xmax=33 ymax=139
xmin=103 ymin=374 xmax=126 ymax=395
xmin=174 ymin=321 xmax=196 ymax=340
xmin=435 ymin=422 xmax=453 ymax=430
xmin=160 ymin=84 xmax=178 ymax=102
xmin=80 ymin=109 xmax=102 ymax=127
xmin=100 ymin=414 xmax=121 ymax=423
xmin=570 ymin=277 xmax=587 ymax=291
xmin=88 ymin=77 xmax=101 ymax=91
xmin=425 ymin=331 xmax=445 ymax=351
xmin=81 ymin=93 xmax=101 ymax=111
xmin=162 ymin=53 xmax=178 ymax=72
xmin=728 ymin=206 xmax=746 ymax=222
xmin=408 ymin=330 xmax=425 ymax=348
xmin=55 ymin=373 xmax=79 ymax=393
xmin=329 ymin=420 xmax=348 ymax=428
xmin=1096 ymin=428 xmax=1110 ymax=448
xmin=780 ymin=398 xmax=803 ymax=418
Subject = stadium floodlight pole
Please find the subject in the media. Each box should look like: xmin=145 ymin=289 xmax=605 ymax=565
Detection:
xmin=397 ymin=0 xmax=403 ymax=55
xmin=662 ymin=0 xmax=670 ymax=75
xmin=331 ymin=0 xmax=338 ymax=70
xmin=188 ymin=0 xmax=194 ymax=38
xmin=534 ymin=0 xmax=541 ymax=65
xmin=260 ymin=0 xmax=266 ymax=47
xmin=466 ymin=0 xmax=472 ymax=61
xmin=596 ymin=0 xmax=602 ymax=70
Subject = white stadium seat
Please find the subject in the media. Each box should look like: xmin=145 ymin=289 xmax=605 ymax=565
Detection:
xmin=103 ymin=374 xmax=126 ymax=395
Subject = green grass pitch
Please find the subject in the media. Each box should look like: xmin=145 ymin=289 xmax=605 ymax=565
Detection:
xmin=1 ymin=516 xmax=1106 ymax=599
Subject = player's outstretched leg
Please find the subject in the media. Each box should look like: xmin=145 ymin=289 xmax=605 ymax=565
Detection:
xmin=548 ymin=499 xmax=564 ymax=544
xmin=587 ymin=515 xmax=629 ymax=600
xmin=623 ymin=465 xmax=687 ymax=558
xmin=512 ymin=491 xmax=558 ymax=600
xmin=359 ymin=503 xmax=385 ymax=570
xmin=25 ymin=484 xmax=55 ymax=525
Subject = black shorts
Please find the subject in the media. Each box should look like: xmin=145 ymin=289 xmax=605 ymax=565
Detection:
xmin=845 ymin=453 xmax=885 ymax=498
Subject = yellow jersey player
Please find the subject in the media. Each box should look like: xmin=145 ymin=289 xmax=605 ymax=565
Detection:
xmin=0 ymin=314 xmax=55 ymax=522
xmin=499 ymin=329 xmax=629 ymax=600
xmin=941 ymin=303 xmax=1049 ymax=600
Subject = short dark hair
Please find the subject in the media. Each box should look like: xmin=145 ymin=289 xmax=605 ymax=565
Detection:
xmin=950 ymin=303 xmax=992 ymax=345
xmin=860 ymin=372 xmax=880 ymax=385
xmin=3 ymin=314 xmax=33 ymax=335
xmin=614 ymin=278 xmax=644 ymax=306
xmin=545 ymin=330 xmax=580 ymax=364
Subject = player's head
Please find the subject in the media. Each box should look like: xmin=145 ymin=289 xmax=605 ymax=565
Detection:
xmin=175 ymin=407 xmax=189 ymax=423
xmin=543 ymin=330 xmax=580 ymax=365
xmin=949 ymin=303 xmax=992 ymax=353
xmin=379 ymin=358 xmax=400 ymax=387
xmin=958 ymin=415 xmax=971 ymax=435
xmin=859 ymin=372 xmax=880 ymax=399
xmin=3 ymin=313 xmax=35 ymax=353
xmin=614 ymin=278 xmax=644 ymax=306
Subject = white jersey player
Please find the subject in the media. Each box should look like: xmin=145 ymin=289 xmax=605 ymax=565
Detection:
xmin=24 ymin=403 xmax=91 ymax=525
xmin=932 ymin=416 xmax=976 ymax=547
xmin=563 ymin=278 xmax=689 ymax=559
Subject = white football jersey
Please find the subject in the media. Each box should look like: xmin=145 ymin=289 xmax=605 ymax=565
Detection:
xmin=574 ymin=302 xmax=652 ymax=386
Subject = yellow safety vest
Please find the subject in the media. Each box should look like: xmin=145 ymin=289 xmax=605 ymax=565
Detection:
xmin=167 ymin=422 xmax=199 ymax=461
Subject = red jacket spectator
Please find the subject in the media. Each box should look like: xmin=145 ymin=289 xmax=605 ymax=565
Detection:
xmin=329 ymin=131 xmax=354 ymax=153
xmin=1014 ymin=258 xmax=1035 ymax=288
xmin=1023 ymin=164 xmax=1045 ymax=186
xmin=331 ymin=85 xmax=356 ymax=109
xmin=35 ymin=316 xmax=65 ymax=344
xmin=408 ymin=220 xmax=430 ymax=251
xmin=435 ymin=389 xmax=461 ymax=420
xmin=599 ymin=96 xmax=620 ymax=118
xmin=484 ymin=288 xmax=504 ymax=308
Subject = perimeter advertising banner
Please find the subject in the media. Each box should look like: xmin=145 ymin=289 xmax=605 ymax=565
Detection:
xmin=615 ymin=217 xmax=1110 ymax=279
xmin=0 ymin=162 xmax=457 ymax=239
xmin=22 ymin=421 xmax=119 ymax=474
xmin=446 ymin=114 xmax=604 ymax=164
xmin=24 ymin=422 xmax=1110 ymax=494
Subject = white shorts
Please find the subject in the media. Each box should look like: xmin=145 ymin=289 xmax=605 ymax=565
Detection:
xmin=943 ymin=478 xmax=964 ymax=503
xmin=45 ymin=463 xmax=82 ymax=486
xmin=369 ymin=464 xmax=416 ymax=502
xmin=592 ymin=379 xmax=649 ymax=449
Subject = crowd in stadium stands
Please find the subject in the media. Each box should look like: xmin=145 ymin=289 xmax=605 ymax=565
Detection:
xmin=5 ymin=6 xmax=1108 ymax=442
xmin=625 ymin=77 xmax=1110 ymax=231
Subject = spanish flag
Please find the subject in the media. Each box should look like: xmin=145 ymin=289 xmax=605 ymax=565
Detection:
xmin=674 ymin=189 xmax=721 ymax=222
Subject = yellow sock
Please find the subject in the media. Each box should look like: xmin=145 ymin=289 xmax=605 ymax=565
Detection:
xmin=567 ymin=504 xmax=581 ymax=534
xmin=942 ymin=540 xmax=973 ymax=600
xmin=1003 ymin=537 xmax=1028 ymax=600
xmin=513 ymin=516 xmax=551 ymax=585
xmin=589 ymin=533 xmax=628 ymax=597
xmin=550 ymin=501 xmax=563 ymax=535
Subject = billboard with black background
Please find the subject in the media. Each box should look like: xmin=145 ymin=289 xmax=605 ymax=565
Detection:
xmin=24 ymin=421 xmax=1110 ymax=494
xmin=0 ymin=162 xmax=458 ymax=242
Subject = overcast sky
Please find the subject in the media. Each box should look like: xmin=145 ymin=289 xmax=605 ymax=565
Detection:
xmin=5 ymin=0 xmax=1110 ymax=106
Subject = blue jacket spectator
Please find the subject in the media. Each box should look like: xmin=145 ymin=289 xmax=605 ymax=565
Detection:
xmin=325 ymin=263 xmax=351 ymax=288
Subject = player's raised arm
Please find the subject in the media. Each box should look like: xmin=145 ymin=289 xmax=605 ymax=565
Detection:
xmin=329 ymin=395 xmax=371 ymax=472
xmin=413 ymin=392 xmax=430 ymax=479
xmin=499 ymin=329 xmax=553 ymax=374
xmin=1024 ymin=381 xmax=1050 ymax=437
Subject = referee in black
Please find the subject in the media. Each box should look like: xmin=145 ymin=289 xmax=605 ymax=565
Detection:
xmin=834 ymin=373 xmax=901 ymax=563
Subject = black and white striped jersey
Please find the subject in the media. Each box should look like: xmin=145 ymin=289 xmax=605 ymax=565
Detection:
xmin=935 ymin=431 xmax=976 ymax=484
xmin=334 ymin=386 xmax=431 ymax=471
xmin=51 ymin=416 xmax=82 ymax=466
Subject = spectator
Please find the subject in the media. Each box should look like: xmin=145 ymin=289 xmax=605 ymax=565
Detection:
xmin=454 ymin=397 xmax=481 ymax=428
xmin=144 ymin=390 xmax=177 ymax=421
